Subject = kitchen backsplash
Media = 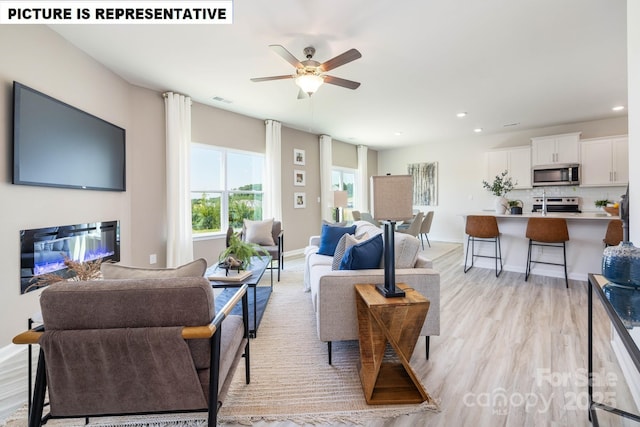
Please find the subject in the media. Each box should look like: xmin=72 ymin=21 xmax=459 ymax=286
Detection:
xmin=508 ymin=185 xmax=627 ymax=213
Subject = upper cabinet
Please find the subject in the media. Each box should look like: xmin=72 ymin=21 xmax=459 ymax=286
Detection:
xmin=580 ymin=135 xmax=629 ymax=187
xmin=486 ymin=145 xmax=531 ymax=189
xmin=530 ymin=132 xmax=581 ymax=165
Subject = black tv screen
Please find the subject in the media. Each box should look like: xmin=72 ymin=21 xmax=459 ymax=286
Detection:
xmin=13 ymin=81 xmax=126 ymax=191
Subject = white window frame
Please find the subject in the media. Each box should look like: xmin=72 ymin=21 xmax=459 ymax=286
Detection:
xmin=191 ymin=143 xmax=265 ymax=238
xmin=332 ymin=167 xmax=356 ymax=209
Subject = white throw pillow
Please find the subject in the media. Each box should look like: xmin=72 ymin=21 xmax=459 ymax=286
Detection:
xmin=394 ymin=233 xmax=421 ymax=268
xmin=243 ymin=218 xmax=275 ymax=246
xmin=377 ymin=233 xmax=421 ymax=269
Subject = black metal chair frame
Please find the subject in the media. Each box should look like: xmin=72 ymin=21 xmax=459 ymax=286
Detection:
xmin=464 ymin=234 xmax=503 ymax=277
xmin=525 ymin=239 xmax=569 ymax=288
xmin=271 ymin=231 xmax=284 ymax=281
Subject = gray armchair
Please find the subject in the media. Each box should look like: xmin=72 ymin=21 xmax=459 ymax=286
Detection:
xmin=238 ymin=220 xmax=284 ymax=281
xmin=14 ymin=277 xmax=250 ymax=427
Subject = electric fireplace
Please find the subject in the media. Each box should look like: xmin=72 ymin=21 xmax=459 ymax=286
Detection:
xmin=20 ymin=220 xmax=120 ymax=293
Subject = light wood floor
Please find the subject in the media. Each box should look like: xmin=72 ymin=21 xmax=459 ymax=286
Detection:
xmin=259 ymin=246 xmax=638 ymax=427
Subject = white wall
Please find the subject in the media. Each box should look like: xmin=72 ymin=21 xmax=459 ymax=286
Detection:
xmin=629 ymin=1 xmax=640 ymax=243
xmin=378 ymin=116 xmax=628 ymax=243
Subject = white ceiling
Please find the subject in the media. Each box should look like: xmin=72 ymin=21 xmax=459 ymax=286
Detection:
xmin=49 ymin=0 xmax=628 ymax=150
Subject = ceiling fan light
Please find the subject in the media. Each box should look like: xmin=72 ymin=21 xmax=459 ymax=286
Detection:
xmin=295 ymin=74 xmax=324 ymax=95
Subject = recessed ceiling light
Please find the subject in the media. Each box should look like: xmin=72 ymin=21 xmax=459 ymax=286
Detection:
xmin=474 ymin=128 xmax=483 ymax=133
xmin=456 ymin=112 xmax=467 ymax=118
xmin=612 ymin=105 xmax=625 ymax=111
xmin=394 ymin=131 xmax=403 ymax=136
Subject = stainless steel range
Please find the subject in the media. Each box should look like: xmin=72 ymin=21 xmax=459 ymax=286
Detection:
xmin=532 ymin=197 xmax=581 ymax=213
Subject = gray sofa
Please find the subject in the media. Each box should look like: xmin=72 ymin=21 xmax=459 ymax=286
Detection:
xmin=304 ymin=220 xmax=440 ymax=363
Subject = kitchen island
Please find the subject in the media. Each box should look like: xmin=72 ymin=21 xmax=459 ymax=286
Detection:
xmin=461 ymin=212 xmax=618 ymax=281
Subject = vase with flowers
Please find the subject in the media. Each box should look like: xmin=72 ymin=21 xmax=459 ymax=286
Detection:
xmin=482 ymin=170 xmax=516 ymax=214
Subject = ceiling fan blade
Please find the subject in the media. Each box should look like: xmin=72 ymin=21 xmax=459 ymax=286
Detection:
xmin=320 ymin=48 xmax=362 ymax=72
xmin=324 ymin=75 xmax=361 ymax=90
xmin=250 ymin=75 xmax=294 ymax=82
xmin=269 ymin=44 xmax=303 ymax=68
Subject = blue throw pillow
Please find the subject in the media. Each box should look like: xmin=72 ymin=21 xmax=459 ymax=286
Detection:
xmin=317 ymin=224 xmax=357 ymax=256
xmin=339 ymin=234 xmax=384 ymax=270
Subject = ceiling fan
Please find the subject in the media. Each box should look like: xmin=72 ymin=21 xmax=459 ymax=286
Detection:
xmin=251 ymin=44 xmax=362 ymax=98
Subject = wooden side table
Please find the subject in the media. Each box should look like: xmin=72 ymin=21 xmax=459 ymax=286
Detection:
xmin=355 ymin=283 xmax=431 ymax=404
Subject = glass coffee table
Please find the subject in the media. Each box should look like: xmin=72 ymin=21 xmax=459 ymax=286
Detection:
xmin=206 ymin=255 xmax=272 ymax=338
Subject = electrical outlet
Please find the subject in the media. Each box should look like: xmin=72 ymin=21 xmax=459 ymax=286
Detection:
xmin=149 ymin=254 xmax=157 ymax=265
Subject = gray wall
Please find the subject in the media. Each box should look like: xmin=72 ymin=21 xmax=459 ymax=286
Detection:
xmin=0 ymin=26 xmax=134 ymax=345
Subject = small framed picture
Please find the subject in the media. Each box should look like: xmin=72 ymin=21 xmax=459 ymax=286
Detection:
xmin=294 ymin=192 xmax=306 ymax=209
xmin=294 ymin=170 xmax=306 ymax=186
xmin=294 ymin=148 xmax=305 ymax=166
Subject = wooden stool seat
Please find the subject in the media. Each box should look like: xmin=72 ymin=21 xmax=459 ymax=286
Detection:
xmin=525 ymin=217 xmax=570 ymax=288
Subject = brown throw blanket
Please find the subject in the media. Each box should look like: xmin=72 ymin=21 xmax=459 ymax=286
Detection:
xmin=40 ymin=327 xmax=207 ymax=417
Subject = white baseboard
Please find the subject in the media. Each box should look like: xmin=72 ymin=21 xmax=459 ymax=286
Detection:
xmin=0 ymin=343 xmax=37 ymax=423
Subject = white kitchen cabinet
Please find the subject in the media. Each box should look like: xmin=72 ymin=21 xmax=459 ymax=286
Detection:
xmin=580 ymin=135 xmax=628 ymax=187
xmin=485 ymin=145 xmax=531 ymax=189
xmin=530 ymin=132 xmax=581 ymax=165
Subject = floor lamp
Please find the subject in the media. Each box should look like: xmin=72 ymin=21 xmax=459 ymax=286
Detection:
xmin=331 ymin=190 xmax=348 ymax=223
xmin=370 ymin=175 xmax=414 ymax=298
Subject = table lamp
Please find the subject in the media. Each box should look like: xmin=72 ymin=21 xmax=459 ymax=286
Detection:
xmin=331 ymin=190 xmax=348 ymax=223
xmin=370 ymin=174 xmax=414 ymax=297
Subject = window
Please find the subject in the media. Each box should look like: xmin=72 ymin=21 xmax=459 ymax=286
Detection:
xmin=332 ymin=168 xmax=356 ymax=221
xmin=191 ymin=144 xmax=264 ymax=235
xmin=332 ymin=168 xmax=356 ymax=207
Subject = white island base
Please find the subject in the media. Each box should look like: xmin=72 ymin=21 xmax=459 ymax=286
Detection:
xmin=462 ymin=212 xmax=617 ymax=282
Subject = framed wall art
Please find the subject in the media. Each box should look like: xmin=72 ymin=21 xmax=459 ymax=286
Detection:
xmin=294 ymin=148 xmax=306 ymax=166
xmin=408 ymin=162 xmax=438 ymax=206
xmin=294 ymin=170 xmax=306 ymax=186
xmin=294 ymin=192 xmax=306 ymax=208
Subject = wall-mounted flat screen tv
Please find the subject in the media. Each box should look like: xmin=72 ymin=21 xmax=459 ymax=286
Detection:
xmin=13 ymin=81 xmax=126 ymax=191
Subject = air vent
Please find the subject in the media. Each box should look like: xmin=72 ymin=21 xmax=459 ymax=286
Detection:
xmin=212 ymin=96 xmax=232 ymax=104
xmin=503 ymin=122 xmax=520 ymax=127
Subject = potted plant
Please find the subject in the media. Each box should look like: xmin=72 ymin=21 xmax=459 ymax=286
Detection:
xmin=219 ymin=232 xmax=268 ymax=270
xmin=482 ymin=170 xmax=516 ymax=213
xmin=508 ymin=199 xmax=523 ymax=215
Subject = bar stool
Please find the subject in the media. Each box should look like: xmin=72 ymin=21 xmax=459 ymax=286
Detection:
xmin=525 ymin=217 xmax=570 ymax=288
xmin=603 ymin=219 xmax=623 ymax=247
xmin=464 ymin=215 xmax=502 ymax=277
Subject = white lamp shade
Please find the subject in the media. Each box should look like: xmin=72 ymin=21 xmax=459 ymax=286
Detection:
xmin=295 ymin=74 xmax=324 ymax=94
xmin=331 ymin=190 xmax=348 ymax=208
xmin=370 ymin=175 xmax=413 ymax=221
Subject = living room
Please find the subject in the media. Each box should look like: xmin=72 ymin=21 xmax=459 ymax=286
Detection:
xmin=1 ymin=1 xmax=639 ymax=425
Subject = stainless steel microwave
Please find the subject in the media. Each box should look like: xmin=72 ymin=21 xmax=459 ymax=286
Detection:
xmin=532 ymin=163 xmax=580 ymax=187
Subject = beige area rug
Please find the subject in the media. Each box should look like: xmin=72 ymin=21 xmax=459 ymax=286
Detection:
xmin=4 ymin=244 xmax=452 ymax=427
xmin=215 ymin=275 xmax=440 ymax=425
xmin=418 ymin=241 xmax=460 ymax=262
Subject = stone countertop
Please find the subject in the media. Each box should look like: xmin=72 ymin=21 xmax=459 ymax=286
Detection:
xmin=464 ymin=211 xmax=618 ymax=220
